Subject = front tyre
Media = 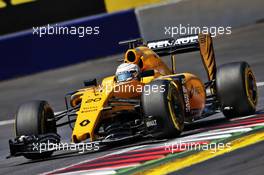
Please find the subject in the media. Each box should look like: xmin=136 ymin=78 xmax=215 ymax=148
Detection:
xmin=142 ymin=80 xmax=185 ymax=139
xmin=15 ymin=100 xmax=56 ymax=159
xmin=216 ymin=62 xmax=258 ymax=118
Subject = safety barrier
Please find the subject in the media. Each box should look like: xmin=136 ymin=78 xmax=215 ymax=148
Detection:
xmin=136 ymin=0 xmax=264 ymax=40
xmin=0 ymin=9 xmax=140 ymax=80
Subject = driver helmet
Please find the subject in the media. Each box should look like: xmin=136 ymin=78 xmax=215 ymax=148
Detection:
xmin=115 ymin=63 xmax=141 ymax=83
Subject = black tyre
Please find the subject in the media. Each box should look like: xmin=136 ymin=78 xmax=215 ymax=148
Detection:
xmin=142 ymin=80 xmax=185 ymax=138
xmin=216 ymin=62 xmax=258 ymax=118
xmin=15 ymin=100 xmax=56 ymax=159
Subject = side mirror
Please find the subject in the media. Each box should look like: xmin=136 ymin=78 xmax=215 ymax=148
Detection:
xmin=141 ymin=70 xmax=155 ymax=78
xmin=83 ymin=78 xmax=97 ymax=87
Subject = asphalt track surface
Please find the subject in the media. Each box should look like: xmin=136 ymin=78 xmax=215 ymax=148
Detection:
xmin=0 ymin=22 xmax=264 ymax=174
xmin=174 ymin=140 xmax=264 ymax=175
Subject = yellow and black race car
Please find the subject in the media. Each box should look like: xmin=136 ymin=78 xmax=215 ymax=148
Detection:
xmin=8 ymin=34 xmax=258 ymax=159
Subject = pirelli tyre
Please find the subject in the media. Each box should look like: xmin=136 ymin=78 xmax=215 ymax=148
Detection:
xmin=15 ymin=100 xmax=56 ymax=159
xmin=216 ymin=62 xmax=258 ymax=118
xmin=142 ymin=80 xmax=185 ymax=138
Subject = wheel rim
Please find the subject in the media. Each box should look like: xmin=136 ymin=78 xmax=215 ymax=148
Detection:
xmin=245 ymin=68 xmax=258 ymax=107
xmin=167 ymin=84 xmax=184 ymax=131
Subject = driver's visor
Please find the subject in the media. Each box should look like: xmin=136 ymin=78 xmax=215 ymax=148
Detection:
xmin=116 ymin=71 xmax=133 ymax=82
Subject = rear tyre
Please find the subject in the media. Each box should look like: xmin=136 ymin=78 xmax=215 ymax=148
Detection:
xmin=142 ymin=80 xmax=185 ymax=139
xmin=216 ymin=62 xmax=258 ymax=118
xmin=15 ymin=100 xmax=56 ymax=159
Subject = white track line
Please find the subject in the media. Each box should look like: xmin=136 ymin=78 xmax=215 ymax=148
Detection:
xmin=58 ymin=170 xmax=116 ymax=175
xmin=257 ymin=82 xmax=264 ymax=87
xmin=0 ymin=119 xmax=14 ymax=126
xmin=0 ymin=81 xmax=263 ymax=127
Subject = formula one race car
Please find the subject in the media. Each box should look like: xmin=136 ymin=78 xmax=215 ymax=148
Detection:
xmin=8 ymin=34 xmax=258 ymax=159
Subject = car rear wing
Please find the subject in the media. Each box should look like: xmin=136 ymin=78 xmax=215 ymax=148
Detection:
xmin=147 ymin=35 xmax=199 ymax=56
xmin=147 ymin=34 xmax=217 ymax=82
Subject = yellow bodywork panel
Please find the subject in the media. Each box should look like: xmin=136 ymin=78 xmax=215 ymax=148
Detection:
xmin=104 ymin=0 xmax=163 ymax=13
xmin=71 ymin=75 xmax=154 ymax=143
xmin=72 ymin=91 xmax=105 ymax=142
xmin=11 ymin=0 xmax=35 ymax=5
xmin=72 ymin=77 xmax=115 ymax=142
xmin=124 ymin=46 xmax=172 ymax=76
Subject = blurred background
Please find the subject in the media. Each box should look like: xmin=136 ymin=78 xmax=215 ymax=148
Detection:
xmin=0 ymin=0 xmax=263 ymax=80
